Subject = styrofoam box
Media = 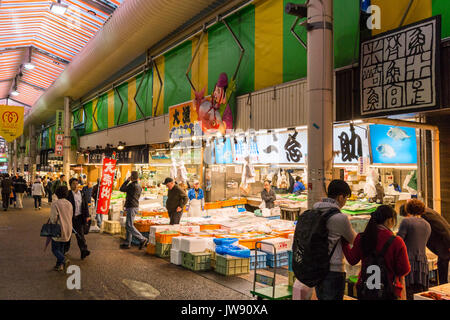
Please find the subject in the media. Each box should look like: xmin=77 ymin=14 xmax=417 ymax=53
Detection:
xmin=170 ymin=249 xmax=183 ymax=265
xmin=119 ymin=216 xmax=126 ymax=227
xmin=260 ymin=238 xmax=291 ymax=254
xmin=288 ymin=234 xmax=294 ymax=250
xmin=172 ymin=236 xmax=191 ymax=251
xmin=180 ymin=237 xmax=207 ymax=253
xmin=178 ymin=225 xmax=201 ymax=233
xmin=149 ymin=225 xmax=179 ymax=238
xmin=204 ymin=237 xmax=215 ymax=251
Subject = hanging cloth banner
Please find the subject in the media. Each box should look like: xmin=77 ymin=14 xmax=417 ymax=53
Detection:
xmin=0 ymin=105 xmax=24 ymax=142
xmin=96 ymin=157 xmax=117 ymax=215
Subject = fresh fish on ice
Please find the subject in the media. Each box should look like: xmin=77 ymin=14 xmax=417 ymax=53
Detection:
xmin=387 ymin=127 xmax=411 ymax=141
xmin=376 ymin=144 xmax=396 ymax=158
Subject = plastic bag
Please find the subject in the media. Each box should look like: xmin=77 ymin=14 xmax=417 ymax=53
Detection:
xmin=215 ymin=245 xmax=251 ymax=258
xmin=213 ymin=238 xmax=239 ymax=246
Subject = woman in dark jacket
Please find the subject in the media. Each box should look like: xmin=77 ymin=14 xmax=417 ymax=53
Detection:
xmin=261 ymin=180 xmax=276 ymax=209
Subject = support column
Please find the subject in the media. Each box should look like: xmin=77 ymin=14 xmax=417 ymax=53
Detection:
xmin=13 ymin=139 xmax=18 ymax=175
xmin=63 ymin=97 xmax=71 ymax=183
xmin=8 ymin=142 xmax=12 ymax=175
xmin=20 ymin=135 xmax=25 ymax=175
xmin=29 ymin=124 xmax=36 ymax=182
xmin=306 ymin=0 xmax=334 ymax=208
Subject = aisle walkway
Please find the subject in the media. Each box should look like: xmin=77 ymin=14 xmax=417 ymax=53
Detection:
xmin=0 ymin=196 xmax=250 ymax=300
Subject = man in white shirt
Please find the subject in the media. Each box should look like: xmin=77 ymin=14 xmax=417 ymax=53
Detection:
xmin=66 ymin=178 xmax=91 ymax=260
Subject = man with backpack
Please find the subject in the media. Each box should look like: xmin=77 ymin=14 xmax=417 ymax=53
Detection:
xmin=292 ymin=179 xmax=356 ymax=300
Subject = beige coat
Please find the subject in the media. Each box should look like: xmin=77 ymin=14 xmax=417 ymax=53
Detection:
xmin=49 ymin=199 xmax=73 ymax=242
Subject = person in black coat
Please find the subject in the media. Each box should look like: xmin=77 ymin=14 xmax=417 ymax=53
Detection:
xmin=66 ymin=178 xmax=91 ymax=260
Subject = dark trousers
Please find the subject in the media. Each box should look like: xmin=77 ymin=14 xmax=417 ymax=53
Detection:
xmin=33 ymin=195 xmax=42 ymax=208
xmin=2 ymin=193 xmax=9 ymax=209
xmin=169 ymin=211 xmax=182 ymax=225
xmin=73 ymin=215 xmax=88 ymax=254
xmin=315 ymin=271 xmax=347 ymax=300
xmin=48 ymin=191 xmax=52 ymax=203
xmin=51 ymin=240 xmax=70 ymax=267
xmin=438 ymin=257 xmax=449 ymax=284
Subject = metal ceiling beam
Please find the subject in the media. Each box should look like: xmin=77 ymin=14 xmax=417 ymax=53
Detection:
xmin=82 ymin=0 xmax=116 ymax=15
xmin=2 ymin=97 xmax=32 ymax=108
xmin=0 ymin=46 xmax=70 ymax=65
xmin=18 ymin=80 xmax=46 ymax=92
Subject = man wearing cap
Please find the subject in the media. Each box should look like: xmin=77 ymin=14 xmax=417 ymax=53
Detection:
xmin=119 ymin=171 xmax=148 ymax=249
xmin=163 ymin=177 xmax=189 ymax=225
xmin=187 ymin=180 xmax=205 ymax=217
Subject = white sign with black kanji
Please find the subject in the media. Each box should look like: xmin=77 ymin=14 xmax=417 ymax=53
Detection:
xmin=360 ymin=16 xmax=440 ymax=116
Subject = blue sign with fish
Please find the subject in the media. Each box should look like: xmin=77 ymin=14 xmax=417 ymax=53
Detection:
xmin=369 ymin=124 xmax=417 ymax=164
xmin=214 ymin=138 xmax=233 ymax=164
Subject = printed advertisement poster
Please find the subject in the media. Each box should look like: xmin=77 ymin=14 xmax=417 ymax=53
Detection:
xmin=369 ymin=124 xmax=417 ymax=164
xmin=214 ymin=138 xmax=233 ymax=164
xmin=333 ymin=125 xmax=370 ymax=164
xmin=0 ymin=105 xmax=24 ymax=142
xmin=169 ymin=101 xmax=202 ymax=141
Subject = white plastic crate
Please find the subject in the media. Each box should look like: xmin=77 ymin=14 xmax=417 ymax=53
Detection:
xmin=170 ymin=249 xmax=183 ymax=265
xmin=260 ymin=237 xmax=291 ymax=254
xmin=180 ymin=237 xmax=207 ymax=253
xmin=172 ymin=236 xmax=191 ymax=251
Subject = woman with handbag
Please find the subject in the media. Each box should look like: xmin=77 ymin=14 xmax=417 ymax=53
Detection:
xmin=49 ymin=186 xmax=73 ymax=271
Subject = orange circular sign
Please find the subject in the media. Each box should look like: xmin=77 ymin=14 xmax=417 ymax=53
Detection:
xmin=2 ymin=111 xmax=19 ymax=124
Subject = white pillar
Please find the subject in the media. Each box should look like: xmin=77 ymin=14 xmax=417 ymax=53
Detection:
xmin=63 ymin=97 xmax=71 ymax=183
xmin=306 ymin=0 xmax=334 ymax=208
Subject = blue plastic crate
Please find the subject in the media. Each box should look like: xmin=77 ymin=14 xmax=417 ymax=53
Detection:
xmin=265 ymin=215 xmax=280 ymax=220
xmin=267 ymin=258 xmax=289 ymax=268
xmin=250 ymin=251 xmax=267 ymax=263
xmin=288 ymin=250 xmax=293 ymax=271
xmin=250 ymin=260 xmax=267 ymax=270
xmin=237 ymin=207 xmax=246 ymax=213
xmin=266 ymin=251 xmax=289 ymax=261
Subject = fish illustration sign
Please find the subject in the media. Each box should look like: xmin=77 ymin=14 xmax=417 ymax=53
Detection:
xmin=369 ymin=124 xmax=417 ymax=164
xmin=0 ymin=105 xmax=24 ymax=142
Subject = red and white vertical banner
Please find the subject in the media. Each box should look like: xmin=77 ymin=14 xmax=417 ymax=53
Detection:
xmin=96 ymin=157 xmax=117 ymax=215
xmin=55 ymin=133 xmax=64 ymax=156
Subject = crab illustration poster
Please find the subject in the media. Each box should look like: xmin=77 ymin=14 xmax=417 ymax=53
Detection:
xmin=369 ymin=124 xmax=417 ymax=164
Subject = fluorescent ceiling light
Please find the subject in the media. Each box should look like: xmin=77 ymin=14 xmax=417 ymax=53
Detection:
xmin=10 ymin=90 xmax=19 ymax=96
xmin=50 ymin=2 xmax=68 ymax=15
xmin=24 ymin=63 xmax=35 ymax=70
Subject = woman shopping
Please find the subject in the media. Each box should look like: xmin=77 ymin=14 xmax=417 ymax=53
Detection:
xmin=187 ymin=180 xmax=205 ymax=217
xmin=49 ymin=186 xmax=73 ymax=271
xmin=31 ymin=178 xmax=46 ymax=210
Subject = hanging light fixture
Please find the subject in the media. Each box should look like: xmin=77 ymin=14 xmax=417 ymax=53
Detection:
xmin=50 ymin=0 xmax=68 ymax=15
xmin=117 ymin=141 xmax=126 ymax=150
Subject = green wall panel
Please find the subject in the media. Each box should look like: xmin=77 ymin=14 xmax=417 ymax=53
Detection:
xmin=114 ymin=82 xmax=128 ymax=126
xmin=97 ymin=94 xmax=109 ymax=130
xmin=84 ymin=101 xmax=93 ymax=134
xmin=283 ymin=0 xmax=307 ymax=82
xmin=334 ymin=0 xmax=360 ymax=68
xmin=135 ymin=70 xmax=153 ymax=120
xmin=208 ymin=5 xmax=255 ymax=96
xmin=433 ymin=0 xmax=450 ymax=38
xmin=163 ymin=41 xmax=192 ymax=112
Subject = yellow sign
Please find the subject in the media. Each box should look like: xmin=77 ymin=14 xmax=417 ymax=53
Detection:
xmin=169 ymin=101 xmax=202 ymax=140
xmin=0 ymin=105 xmax=24 ymax=142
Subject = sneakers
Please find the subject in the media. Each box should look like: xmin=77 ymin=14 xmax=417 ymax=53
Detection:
xmin=81 ymin=250 xmax=90 ymax=260
xmin=139 ymin=239 xmax=149 ymax=250
xmin=120 ymin=243 xmax=131 ymax=249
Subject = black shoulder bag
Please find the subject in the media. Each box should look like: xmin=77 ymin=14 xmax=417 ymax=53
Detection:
xmin=40 ymin=209 xmax=62 ymax=238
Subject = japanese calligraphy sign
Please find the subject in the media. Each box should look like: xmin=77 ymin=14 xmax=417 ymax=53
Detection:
xmin=0 ymin=105 xmax=24 ymax=142
xmin=169 ymin=101 xmax=202 ymax=143
xmin=96 ymin=157 xmax=117 ymax=215
xmin=55 ymin=133 xmax=64 ymax=157
xmin=333 ymin=125 xmax=370 ymax=164
xmin=55 ymin=110 xmax=64 ymax=134
xmin=360 ymin=16 xmax=440 ymax=116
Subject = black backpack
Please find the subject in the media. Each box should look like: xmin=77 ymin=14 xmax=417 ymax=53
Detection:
xmin=292 ymin=207 xmax=340 ymax=287
xmin=357 ymin=235 xmax=397 ymax=300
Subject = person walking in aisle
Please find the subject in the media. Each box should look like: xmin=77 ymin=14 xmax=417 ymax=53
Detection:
xmin=401 ymin=200 xmax=449 ymax=285
xmin=1 ymin=174 xmax=12 ymax=211
xmin=66 ymin=178 xmax=91 ymax=260
xmin=10 ymin=174 xmax=17 ymax=207
xmin=91 ymin=179 xmax=103 ymax=228
xmin=397 ymin=199 xmax=431 ymax=300
xmin=312 ymin=180 xmax=356 ymax=300
xmin=342 ymin=205 xmax=411 ymax=300
xmin=163 ymin=177 xmax=188 ymax=225
xmin=119 ymin=171 xmax=148 ymax=249
xmin=51 ymin=174 xmax=67 ymax=199
xmin=31 ymin=178 xmax=45 ymax=210
xmin=46 ymin=178 xmax=53 ymax=204
xmin=13 ymin=175 xmax=27 ymax=209
xmin=49 ymin=186 xmax=73 ymax=271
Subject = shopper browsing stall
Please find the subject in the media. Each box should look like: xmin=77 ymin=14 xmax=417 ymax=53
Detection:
xmin=119 ymin=171 xmax=148 ymax=250
xmin=187 ymin=180 xmax=205 ymax=217
xmin=163 ymin=177 xmax=188 ymax=225
xmin=261 ymin=180 xmax=276 ymax=209
xmin=293 ymin=176 xmax=306 ymax=194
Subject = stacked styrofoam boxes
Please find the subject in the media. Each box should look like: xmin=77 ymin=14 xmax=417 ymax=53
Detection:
xmin=260 ymin=238 xmax=291 ymax=268
xmin=170 ymin=236 xmax=190 ymax=265
xmin=178 ymin=225 xmax=201 ymax=234
xmin=180 ymin=237 xmax=208 ymax=253
xmin=149 ymin=225 xmax=179 ymax=245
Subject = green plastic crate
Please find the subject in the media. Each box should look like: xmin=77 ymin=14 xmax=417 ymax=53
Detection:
xmin=182 ymin=251 xmax=211 ymax=271
xmin=215 ymin=254 xmax=250 ymax=276
xmin=156 ymin=243 xmax=171 ymax=258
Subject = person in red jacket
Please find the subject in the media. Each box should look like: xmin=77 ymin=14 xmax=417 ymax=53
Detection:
xmin=342 ymin=205 xmax=411 ymax=299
